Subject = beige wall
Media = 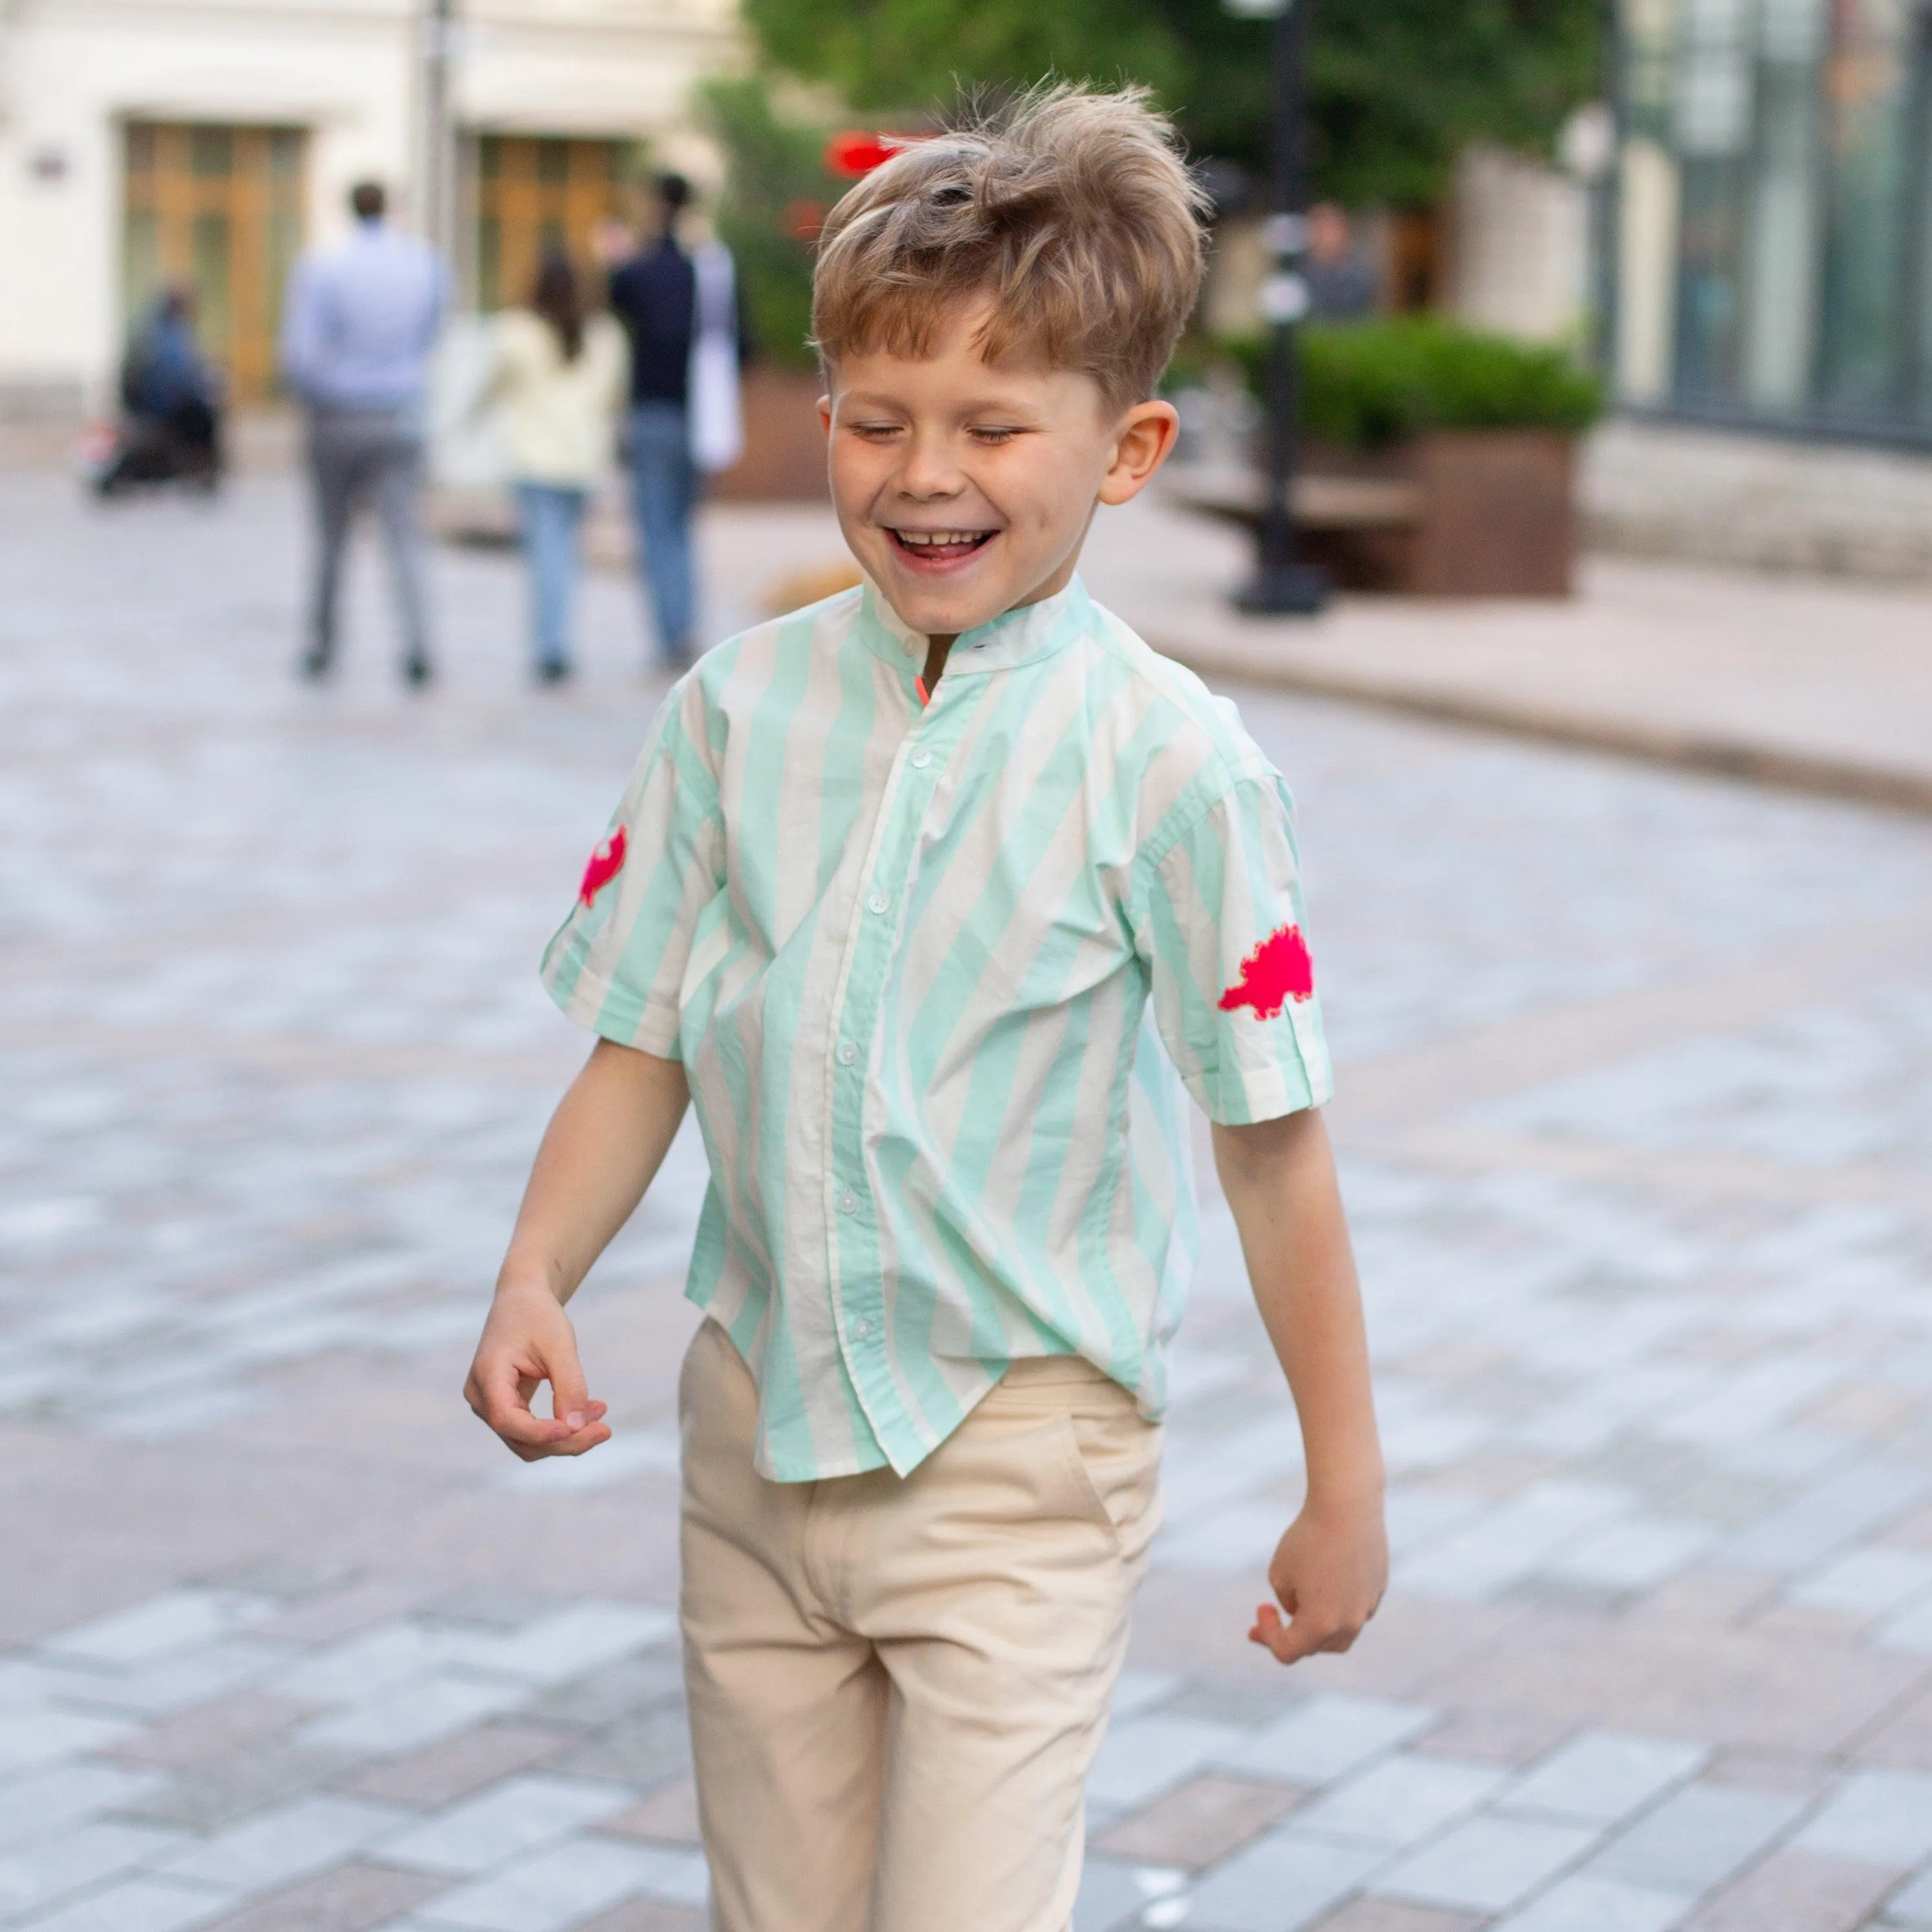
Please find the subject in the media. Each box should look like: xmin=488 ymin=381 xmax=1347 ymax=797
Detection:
xmin=0 ymin=0 xmax=738 ymax=414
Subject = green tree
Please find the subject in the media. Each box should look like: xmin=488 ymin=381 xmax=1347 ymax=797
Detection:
xmin=701 ymin=76 xmax=845 ymax=369
xmin=740 ymin=0 xmax=1603 ymax=207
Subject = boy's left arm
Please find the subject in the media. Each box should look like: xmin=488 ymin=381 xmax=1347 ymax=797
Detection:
xmin=1212 ymin=1107 xmax=1388 ymax=1664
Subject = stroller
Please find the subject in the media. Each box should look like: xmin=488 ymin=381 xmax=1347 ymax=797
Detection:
xmin=89 ymin=289 xmax=224 ymax=498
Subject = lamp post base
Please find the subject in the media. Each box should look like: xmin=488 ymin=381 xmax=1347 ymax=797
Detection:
xmin=1234 ymin=561 xmax=1331 ymax=616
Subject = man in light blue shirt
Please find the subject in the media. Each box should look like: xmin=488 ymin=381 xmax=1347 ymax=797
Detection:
xmin=281 ymin=181 xmax=447 ymax=686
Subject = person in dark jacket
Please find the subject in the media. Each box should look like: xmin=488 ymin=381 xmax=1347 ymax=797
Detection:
xmin=603 ymin=174 xmax=747 ymax=671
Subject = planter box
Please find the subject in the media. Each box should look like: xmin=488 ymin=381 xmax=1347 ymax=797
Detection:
xmin=1166 ymin=429 xmax=1577 ymax=597
xmin=1301 ymin=429 xmax=1576 ymax=596
xmin=711 ymin=365 xmax=830 ymax=503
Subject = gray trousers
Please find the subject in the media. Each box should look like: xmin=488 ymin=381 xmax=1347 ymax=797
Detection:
xmin=305 ymin=406 xmax=431 ymax=663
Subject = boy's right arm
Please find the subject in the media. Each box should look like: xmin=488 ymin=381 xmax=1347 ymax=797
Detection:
xmin=464 ymin=1038 xmax=690 ymax=1460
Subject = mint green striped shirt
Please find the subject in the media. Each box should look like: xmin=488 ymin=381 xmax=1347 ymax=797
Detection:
xmin=542 ymin=576 xmax=1332 ymax=1480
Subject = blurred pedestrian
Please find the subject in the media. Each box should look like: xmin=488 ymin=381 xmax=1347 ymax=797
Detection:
xmin=1305 ymin=203 xmax=1378 ymax=321
xmin=122 ymin=284 xmax=222 ymax=470
xmin=280 ymin=181 xmax=447 ymax=687
xmin=478 ymin=253 xmax=629 ymax=684
xmin=603 ymin=175 xmax=747 ymax=671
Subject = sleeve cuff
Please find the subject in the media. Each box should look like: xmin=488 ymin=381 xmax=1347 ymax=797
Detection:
xmin=542 ymin=959 xmax=683 ymax=1060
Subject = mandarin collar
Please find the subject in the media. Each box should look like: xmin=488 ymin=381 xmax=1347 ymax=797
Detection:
xmin=855 ymin=575 xmax=1091 ymax=676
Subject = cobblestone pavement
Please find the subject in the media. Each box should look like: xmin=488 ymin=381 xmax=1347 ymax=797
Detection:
xmin=4 ymin=470 xmax=1932 ymax=1932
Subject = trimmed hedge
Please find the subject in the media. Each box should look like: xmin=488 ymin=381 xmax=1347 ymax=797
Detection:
xmin=1225 ymin=319 xmax=1601 ymax=447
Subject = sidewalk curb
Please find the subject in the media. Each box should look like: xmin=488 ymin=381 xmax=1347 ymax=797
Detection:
xmin=1144 ymin=629 xmax=1932 ymax=819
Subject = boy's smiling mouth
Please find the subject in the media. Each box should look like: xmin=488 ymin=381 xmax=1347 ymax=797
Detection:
xmin=888 ymin=528 xmax=998 ymax=568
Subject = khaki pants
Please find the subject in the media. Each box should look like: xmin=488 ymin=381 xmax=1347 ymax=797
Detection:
xmin=678 ymin=1318 xmax=1163 ymax=1932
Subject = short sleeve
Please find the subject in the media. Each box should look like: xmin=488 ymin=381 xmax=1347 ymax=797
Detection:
xmin=1132 ymin=773 xmax=1333 ymax=1124
xmin=539 ymin=685 xmax=723 ymax=1058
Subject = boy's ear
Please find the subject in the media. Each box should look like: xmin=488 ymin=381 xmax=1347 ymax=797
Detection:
xmin=1097 ymin=400 xmax=1180 ymax=508
xmin=817 ymin=395 xmax=833 ymax=440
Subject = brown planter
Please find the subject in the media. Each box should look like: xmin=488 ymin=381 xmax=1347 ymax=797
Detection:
xmin=1298 ymin=429 xmax=1577 ymax=597
xmin=710 ymin=365 xmax=830 ymax=503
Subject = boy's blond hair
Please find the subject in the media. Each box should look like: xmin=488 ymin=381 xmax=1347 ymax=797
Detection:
xmin=812 ymin=83 xmax=1208 ymax=411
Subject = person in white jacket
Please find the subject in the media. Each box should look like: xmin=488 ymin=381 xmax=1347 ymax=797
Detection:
xmin=484 ymin=255 xmax=629 ymax=683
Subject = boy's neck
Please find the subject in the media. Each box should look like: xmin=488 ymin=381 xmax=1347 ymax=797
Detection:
xmin=911 ymin=546 xmax=1084 ymax=696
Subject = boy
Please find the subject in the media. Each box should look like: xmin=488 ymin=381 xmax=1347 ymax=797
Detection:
xmin=465 ymin=85 xmax=1386 ymax=1932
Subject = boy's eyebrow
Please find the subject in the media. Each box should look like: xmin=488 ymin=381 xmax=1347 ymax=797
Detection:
xmin=837 ymin=387 xmax=1049 ymax=420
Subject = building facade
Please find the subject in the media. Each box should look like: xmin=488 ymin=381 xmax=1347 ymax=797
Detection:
xmin=0 ymin=0 xmax=739 ymax=415
xmin=1613 ymin=0 xmax=1932 ymax=443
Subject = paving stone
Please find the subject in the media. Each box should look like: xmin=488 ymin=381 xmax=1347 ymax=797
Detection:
xmin=1093 ymin=1775 xmax=1304 ymax=1870
xmin=116 ymin=1739 xmax=361 ymax=1831
xmin=1088 ymin=1715 xmax=1251 ymax=1810
xmin=0 ymin=1819 xmax=189 ymax=1920
xmin=160 ymin=1795 xmax=412 ymax=1896
xmin=1307 ymin=1904 xmax=1482 ymax=1932
xmin=0 ymin=1708 xmax=134 ymax=1774
xmin=1784 ymin=1547 xmax=1932 ymax=1620
xmin=43 ymin=1592 xmax=275 ymax=1668
xmin=1374 ymin=1816 xmax=1600 ymax=1916
xmin=414 ymin=1590 xmax=570 ymax=1635
xmin=1588 ymin=1783 xmax=1807 ymax=1895
xmin=1411 ymin=1708 xmax=1577 ymax=1768
xmin=1501 ymin=1732 xmax=1709 ymax=1827
xmin=1186 ymin=1829 xmax=1387 ymax=1932
xmin=340 ymin=1724 xmax=572 ymax=1807
xmin=0 ymin=1759 xmax=169 ymax=1851
xmin=195 ymin=1861 xmax=448 ymax=1932
xmin=1491 ymin=1874 xmax=1693 ymax=1932
xmin=1679 ymin=1849 xmax=1900 ymax=1931
xmin=1791 ymin=1768 xmax=1932 ymax=1867
xmin=541 ymin=1707 xmax=691 ymax=1791
xmin=36 ymin=1639 xmax=298 ymax=1719
xmin=1214 ymin=1697 xmax=1437 ymax=1787
xmin=1073 ymin=1856 xmax=1163 ymax=1932
xmin=1293 ymin=1754 xmax=1507 ymax=1852
xmin=296 ymin=1676 xmax=532 ymax=1756
xmin=524 ymin=1654 xmax=685 ymax=1731
xmin=568 ymin=1903 xmax=707 ymax=1932
xmin=1109 ymin=1670 xmax=1184 ymax=1724
xmin=1885 ymin=1863 xmax=1932 ymax=1926
xmin=438 ymin=1606 xmax=676 ymax=1690
xmin=380 ymin=1775 xmax=638 ymax=1876
xmin=9 ymin=1877 xmax=233 ymax=1932
xmin=409 ymin=1837 xmax=700 ymax=1931
xmin=596 ymin=1778 xmax=702 ymax=1849
xmin=108 ymin=1691 xmax=316 ymax=1768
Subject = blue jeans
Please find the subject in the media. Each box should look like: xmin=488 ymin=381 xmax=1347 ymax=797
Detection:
xmin=626 ymin=402 xmax=696 ymax=663
xmin=515 ymin=481 xmax=587 ymax=672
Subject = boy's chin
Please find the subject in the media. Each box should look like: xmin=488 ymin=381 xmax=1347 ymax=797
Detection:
xmin=871 ymin=558 xmax=1010 ymax=638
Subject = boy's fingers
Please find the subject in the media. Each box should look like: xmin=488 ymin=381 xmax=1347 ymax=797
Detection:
xmin=470 ymin=1352 xmax=572 ymax=1446
xmin=546 ymin=1338 xmax=594 ymax=1433
xmin=1247 ymin=1600 xmax=1360 ymax=1666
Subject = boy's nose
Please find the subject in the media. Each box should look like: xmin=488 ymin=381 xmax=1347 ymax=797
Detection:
xmin=894 ymin=433 xmax=967 ymax=499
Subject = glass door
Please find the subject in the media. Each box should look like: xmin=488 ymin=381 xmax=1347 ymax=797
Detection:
xmin=122 ymin=122 xmax=306 ymax=405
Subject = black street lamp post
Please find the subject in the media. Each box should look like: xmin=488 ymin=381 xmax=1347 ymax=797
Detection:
xmin=1231 ymin=0 xmax=1329 ymax=616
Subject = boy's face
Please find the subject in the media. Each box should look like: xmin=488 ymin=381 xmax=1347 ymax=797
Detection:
xmin=819 ymin=299 xmax=1178 ymax=642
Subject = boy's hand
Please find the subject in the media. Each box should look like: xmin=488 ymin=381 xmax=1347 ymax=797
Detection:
xmin=464 ymin=1281 xmax=612 ymax=1461
xmin=1249 ymin=1491 xmax=1388 ymax=1666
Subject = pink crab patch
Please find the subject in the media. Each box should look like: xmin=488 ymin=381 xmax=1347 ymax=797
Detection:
xmin=578 ymin=826 xmax=627 ymax=907
xmin=1218 ymin=923 xmax=1315 ymax=1020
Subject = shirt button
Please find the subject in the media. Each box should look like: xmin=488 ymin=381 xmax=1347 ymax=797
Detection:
xmin=867 ymin=891 xmax=889 ymax=915
xmin=910 ymin=749 xmax=932 ymax=769
xmin=838 ymin=1192 xmax=858 ymax=1215
xmin=853 ymin=1318 xmax=872 ymax=1339
xmin=837 ymin=1041 xmax=857 ymax=1066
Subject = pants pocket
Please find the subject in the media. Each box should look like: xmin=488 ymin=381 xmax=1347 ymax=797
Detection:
xmin=1062 ymin=1406 xmax=1164 ymax=1565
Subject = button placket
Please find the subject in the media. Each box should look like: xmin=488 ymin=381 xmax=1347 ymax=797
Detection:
xmin=821 ymin=674 xmax=969 ymax=1453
